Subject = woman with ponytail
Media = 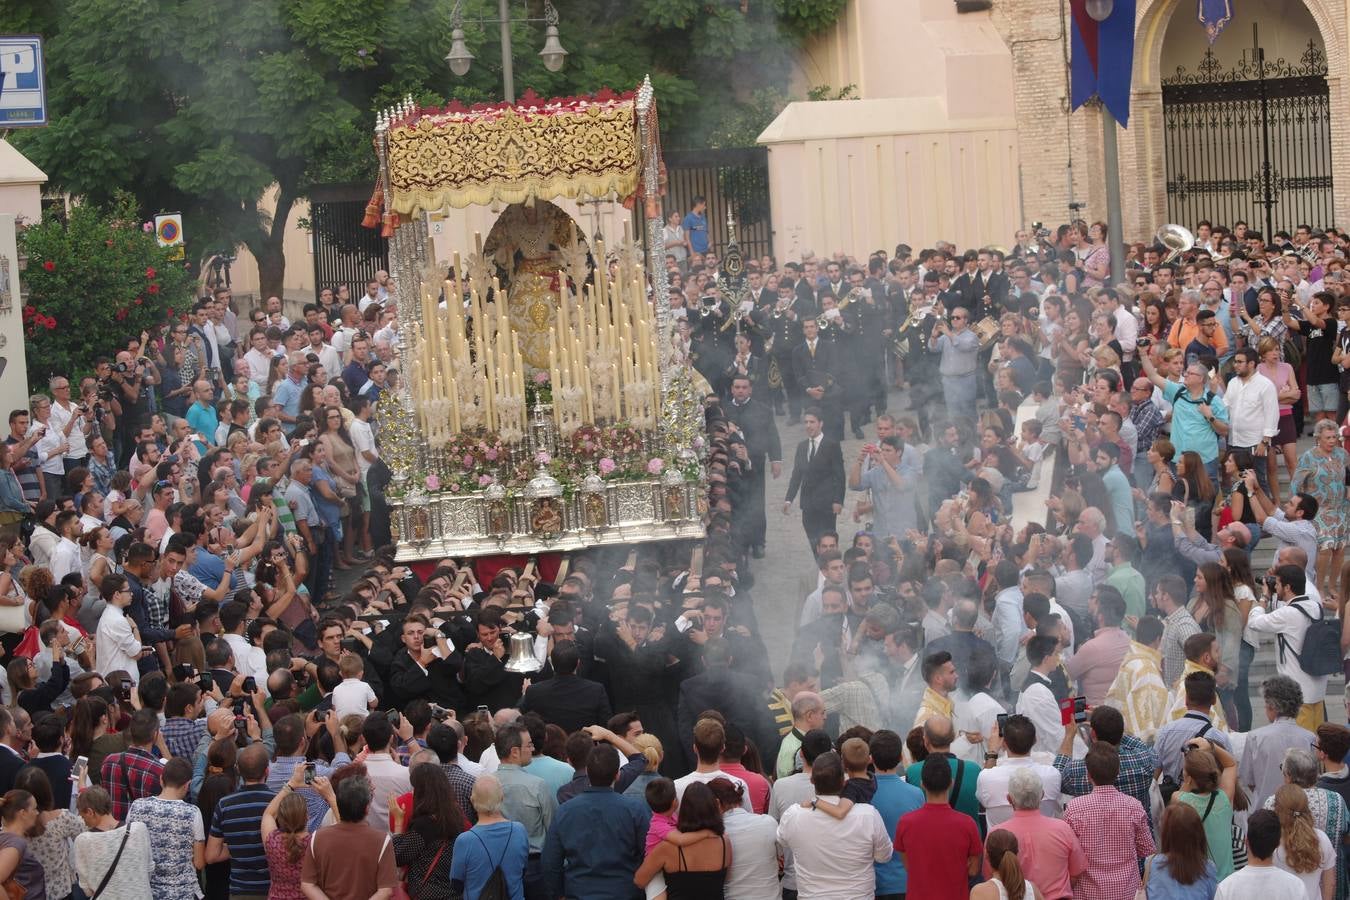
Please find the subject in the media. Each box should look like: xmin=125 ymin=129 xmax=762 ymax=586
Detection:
xmin=1142 ymin=802 xmax=1216 ymax=898
xmin=0 ymin=789 xmax=44 ymax=900
xmin=970 ymin=829 xmax=1040 ymax=900
xmin=1273 ymin=784 xmax=1336 ymax=899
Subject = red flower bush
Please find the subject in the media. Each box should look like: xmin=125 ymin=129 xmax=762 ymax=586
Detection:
xmin=42 ymin=260 xmax=54 ymax=272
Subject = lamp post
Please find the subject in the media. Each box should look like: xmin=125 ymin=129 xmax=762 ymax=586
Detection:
xmin=446 ymin=0 xmax=568 ymax=104
xmin=1086 ymin=0 xmax=1126 ymax=289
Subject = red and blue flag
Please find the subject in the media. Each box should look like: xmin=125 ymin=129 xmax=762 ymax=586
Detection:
xmin=1069 ymin=0 xmax=1137 ymax=127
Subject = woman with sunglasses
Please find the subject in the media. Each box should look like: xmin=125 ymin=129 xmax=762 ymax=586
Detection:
xmin=317 ymin=406 xmax=364 ymax=568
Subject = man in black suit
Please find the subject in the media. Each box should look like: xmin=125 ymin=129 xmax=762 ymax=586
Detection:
xmin=783 ymin=406 xmax=845 ymax=552
xmin=675 ymin=638 xmax=777 ymax=773
xmin=0 ymin=709 xmax=25 ymax=794
xmin=519 ymin=642 xmax=611 ymax=735
xmin=727 ymin=375 xmax=781 ymax=558
xmin=766 ymin=281 xmax=804 ymax=421
xmin=790 ymin=319 xmax=844 ymax=440
xmin=784 ymin=262 xmax=818 ymax=317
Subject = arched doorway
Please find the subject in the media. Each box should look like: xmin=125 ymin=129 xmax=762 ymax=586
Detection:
xmin=1158 ymin=0 xmax=1332 ymax=233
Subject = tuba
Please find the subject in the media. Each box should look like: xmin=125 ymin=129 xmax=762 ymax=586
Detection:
xmin=1155 ymin=224 xmax=1195 ymax=266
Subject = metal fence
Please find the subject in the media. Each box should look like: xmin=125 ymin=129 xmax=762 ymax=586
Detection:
xmin=662 ymin=147 xmax=774 ymax=262
xmin=310 ymin=186 xmax=389 ymax=297
xmin=1162 ymin=39 xmax=1333 ymax=235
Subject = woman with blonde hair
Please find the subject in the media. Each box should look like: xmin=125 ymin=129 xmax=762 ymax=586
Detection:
xmin=1272 ymin=783 xmax=1335 ymax=899
xmin=970 ymin=828 xmax=1041 ymax=900
xmin=624 ymin=733 xmax=664 ymax=799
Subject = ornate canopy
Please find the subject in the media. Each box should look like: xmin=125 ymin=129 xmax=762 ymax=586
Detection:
xmin=383 ymin=88 xmax=642 ymax=215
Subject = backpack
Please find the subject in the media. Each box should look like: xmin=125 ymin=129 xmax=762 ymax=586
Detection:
xmin=1277 ymin=598 xmax=1342 ymax=678
xmin=473 ymin=829 xmax=513 ymax=900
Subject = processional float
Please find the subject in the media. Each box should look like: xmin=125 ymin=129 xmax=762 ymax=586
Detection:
xmin=368 ymin=79 xmax=706 ymax=559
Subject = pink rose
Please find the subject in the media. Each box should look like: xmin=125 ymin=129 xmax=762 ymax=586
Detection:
xmin=598 ymin=457 xmax=616 ymax=475
xmin=534 ymin=372 xmax=549 ymax=384
xmin=462 ymin=453 xmax=475 ymax=467
xmin=485 ymin=448 xmax=498 ymax=461
xmin=693 ymin=436 xmax=705 ymax=450
xmin=425 ymin=474 xmax=441 ymax=491
xmin=478 ymin=474 xmax=494 ymax=486
xmin=646 ymin=458 xmax=665 ymax=475
xmin=449 ymin=482 xmax=460 ymax=492
xmin=535 ymin=451 xmax=552 ymax=466
xmin=142 ymin=222 xmax=154 ymax=233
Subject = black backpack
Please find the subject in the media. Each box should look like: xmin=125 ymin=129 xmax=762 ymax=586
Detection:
xmin=1277 ymin=598 xmax=1342 ymax=678
xmin=472 ymin=829 xmax=512 ymax=900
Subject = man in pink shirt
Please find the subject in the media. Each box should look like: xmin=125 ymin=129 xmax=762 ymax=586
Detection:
xmin=718 ymin=723 xmax=770 ymax=813
xmin=990 ymin=768 xmax=1087 ymax=900
xmin=1064 ymin=586 xmax=1131 ymax=706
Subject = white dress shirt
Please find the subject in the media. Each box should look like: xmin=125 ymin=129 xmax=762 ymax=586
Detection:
xmin=243 ymin=348 xmax=273 ymax=386
xmin=1223 ymin=370 xmax=1280 ymax=448
xmin=777 ymin=796 xmax=892 ymax=898
xmin=1014 ymin=673 xmax=1064 ymax=756
xmin=1112 ymin=303 xmax=1139 ymax=359
xmin=50 ymin=536 xmax=81 ymax=582
xmin=222 ymin=633 xmax=270 ymax=689
xmin=1247 ymin=596 xmax=1329 ymax=704
xmin=721 ymin=807 xmax=781 ymax=899
xmin=96 ymin=604 xmax=142 ymax=685
xmin=48 ymin=401 xmax=89 ymax=460
xmin=31 ymin=423 xmax=66 ymax=476
xmin=976 ymin=756 xmax=1063 ymax=826
xmin=363 ymin=752 xmax=411 ymax=832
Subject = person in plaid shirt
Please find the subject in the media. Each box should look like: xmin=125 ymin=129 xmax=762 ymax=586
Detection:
xmin=1054 ymin=704 xmax=1157 ymax=827
xmin=100 ymin=709 xmax=166 ymax=821
xmin=161 ymin=681 xmax=208 ymax=761
xmin=1063 ymin=741 xmax=1156 ymax=900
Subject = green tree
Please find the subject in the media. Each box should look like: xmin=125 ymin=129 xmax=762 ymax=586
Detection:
xmin=18 ymin=192 xmax=196 ymax=385
xmin=2 ymin=0 xmax=844 ymax=295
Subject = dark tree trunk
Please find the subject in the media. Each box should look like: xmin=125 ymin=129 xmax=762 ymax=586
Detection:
xmin=250 ymin=180 xmax=298 ymax=300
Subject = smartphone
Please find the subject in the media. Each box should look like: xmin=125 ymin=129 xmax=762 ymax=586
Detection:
xmin=475 ymin=704 xmax=490 ymax=716
xmin=996 ymin=713 xmax=1009 ymax=735
xmin=242 ymin=676 xmax=256 ymax=694
xmin=1070 ymin=415 xmax=1085 ymax=430
xmin=173 ymin=663 xmax=196 ymax=682
xmin=234 ymin=716 xmax=248 ymax=741
xmin=1072 ymin=696 xmax=1089 ymax=724
xmin=119 ymin=680 xmax=133 ymax=703
xmin=71 ymin=755 xmax=88 ymax=791
xmin=198 ymin=673 xmax=215 ymax=694
xmin=386 ymin=709 xmax=402 ymax=729
xmin=303 ymin=763 xmax=315 ymax=786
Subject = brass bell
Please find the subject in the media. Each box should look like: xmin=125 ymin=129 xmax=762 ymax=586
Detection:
xmin=503 ymin=631 xmax=543 ymax=673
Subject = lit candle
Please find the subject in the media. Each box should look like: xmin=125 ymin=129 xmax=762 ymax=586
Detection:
xmin=610 ymin=363 xmax=621 ymax=420
xmin=549 ymin=333 xmax=562 ymax=430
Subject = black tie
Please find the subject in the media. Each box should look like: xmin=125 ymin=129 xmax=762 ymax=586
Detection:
xmin=807 ymin=438 xmax=816 ymax=463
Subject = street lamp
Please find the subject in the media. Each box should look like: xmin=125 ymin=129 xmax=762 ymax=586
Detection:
xmin=1085 ymin=0 xmax=1114 ymax=20
xmin=447 ymin=0 xmax=568 ymax=103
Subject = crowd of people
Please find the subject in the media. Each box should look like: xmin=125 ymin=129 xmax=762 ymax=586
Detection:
xmin=0 ymin=215 xmax=1342 ymax=900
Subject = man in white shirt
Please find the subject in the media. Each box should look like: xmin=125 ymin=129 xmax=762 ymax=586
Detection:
xmin=1246 ymin=564 xmax=1329 ymax=731
xmin=1214 ymin=809 xmax=1308 ymax=899
xmin=242 ymin=328 xmax=274 ymax=388
xmin=49 ymin=510 xmax=82 ymax=582
xmin=672 ymin=719 xmax=752 ymax=810
xmin=1097 ymin=289 xmax=1138 ymax=370
xmin=359 ymin=713 xmax=412 ymax=833
xmin=47 ymin=376 xmax=91 ymax=468
xmin=1222 ymin=347 xmax=1280 ymax=494
xmin=776 ymin=751 xmax=892 ymax=899
xmin=977 ymin=714 xmax=1063 ymax=825
xmin=769 ymin=729 xmax=831 ymax=898
xmin=358 ymin=279 xmax=383 ymax=314
xmin=305 ymin=324 xmax=342 ymax=376
xmin=96 ymin=576 xmax=144 ymax=685
xmin=1015 ymin=636 xmax=1067 ymax=756
xmin=349 ymin=398 xmax=378 ymax=478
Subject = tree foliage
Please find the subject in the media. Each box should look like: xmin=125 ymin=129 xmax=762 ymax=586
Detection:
xmin=1 ymin=0 xmax=844 ymax=294
xmin=18 ymin=192 xmax=197 ymax=386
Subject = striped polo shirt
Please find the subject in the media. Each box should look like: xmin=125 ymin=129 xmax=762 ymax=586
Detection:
xmin=210 ymin=782 xmax=276 ymax=894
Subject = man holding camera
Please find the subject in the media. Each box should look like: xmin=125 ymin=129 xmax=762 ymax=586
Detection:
xmin=47 ymin=376 xmax=92 ymax=473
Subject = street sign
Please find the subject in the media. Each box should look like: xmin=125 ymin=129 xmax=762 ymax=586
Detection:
xmin=155 ymin=213 xmax=185 ymax=261
xmin=0 ymin=36 xmax=46 ymax=127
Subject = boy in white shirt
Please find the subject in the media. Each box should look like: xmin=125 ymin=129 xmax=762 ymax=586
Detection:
xmin=331 ymin=653 xmax=378 ymax=720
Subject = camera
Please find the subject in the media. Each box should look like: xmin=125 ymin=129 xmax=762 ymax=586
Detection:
xmin=198 ymin=673 xmax=215 ymax=693
xmin=1136 ymin=336 xmax=1152 ymax=348
xmin=340 ymin=636 xmax=360 ymax=652
xmin=1263 ymin=574 xmax=1278 ymax=595
xmin=113 ymin=361 xmax=129 ymax=374
xmin=242 ymin=676 xmax=256 ymax=694
xmin=173 ymin=663 xmax=196 ymax=682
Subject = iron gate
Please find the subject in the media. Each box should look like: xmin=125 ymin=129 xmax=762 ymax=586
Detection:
xmin=1162 ymin=37 xmax=1332 ymax=235
xmin=662 ymin=148 xmax=773 ymax=262
xmin=310 ymin=184 xmax=389 ymax=296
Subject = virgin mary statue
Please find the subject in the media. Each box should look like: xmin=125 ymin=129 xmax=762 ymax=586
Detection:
xmin=482 ymin=201 xmax=589 ymax=370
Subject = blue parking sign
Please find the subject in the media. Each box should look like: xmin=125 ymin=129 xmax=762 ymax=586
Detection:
xmin=0 ymin=36 xmax=46 ymax=127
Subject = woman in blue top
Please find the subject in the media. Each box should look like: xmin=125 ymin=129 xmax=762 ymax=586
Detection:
xmin=1144 ymin=802 xmax=1217 ymax=899
xmin=451 ymin=775 xmax=527 ymax=900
